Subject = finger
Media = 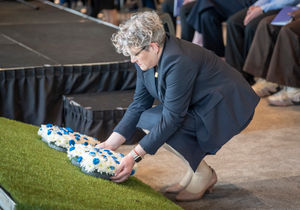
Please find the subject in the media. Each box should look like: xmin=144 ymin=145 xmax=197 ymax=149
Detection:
xmin=114 ymin=164 xmax=123 ymax=177
xmin=111 ymin=172 xmax=130 ymax=183
xmin=112 ymin=175 xmax=129 ymax=183
xmin=96 ymin=141 xmax=107 ymax=148
xmin=111 ymin=164 xmax=130 ymax=181
xmin=111 ymin=167 xmax=128 ymax=180
xmin=244 ymin=13 xmax=252 ymax=25
xmin=243 ymin=17 xmax=248 ymax=26
xmin=95 ymin=143 xmax=104 ymax=149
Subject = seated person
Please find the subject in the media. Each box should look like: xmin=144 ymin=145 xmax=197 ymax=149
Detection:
xmin=225 ymin=0 xmax=300 ymax=85
xmin=243 ymin=9 xmax=300 ymax=106
xmin=87 ymin=0 xmax=118 ymax=25
xmin=161 ymin=0 xmax=197 ymax=41
xmin=186 ymin=0 xmax=257 ymax=56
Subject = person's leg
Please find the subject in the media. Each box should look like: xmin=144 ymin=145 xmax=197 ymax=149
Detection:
xmin=87 ymin=0 xmax=101 ymax=18
xmin=175 ymin=159 xmax=217 ymax=201
xmin=225 ymin=8 xmax=248 ymax=71
xmin=200 ymin=8 xmax=226 ymax=57
xmin=243 ymin=10 xmax=280 ymax=66
xmin=266 ymin=20 xmax=300 ymax=106
xmin=243 ymin=15 xmax=280 ymax=78
xmin=163 ymin=143 xmax=217 ymax=200
xmin=103 ymin=9 xmax=119 ymax=25
xmin=241 ymin=10 xmax=280 ymax=84
xmin=267 ymin=20 xmax=300 ymax=88
xmin=161 ymin=0 xmax=176 ymax=28
xmin=163 ymin=144 xmax=194 ymax=193
xmin=180 ymin=1 xmax=196 ymax=41
xmin=142 ymin=0 xmax=156 ymax=9
xmin=140 ymin=129 xmax=194 ymax=193
xmin=139 ymin=106 xmax=216 ymax=200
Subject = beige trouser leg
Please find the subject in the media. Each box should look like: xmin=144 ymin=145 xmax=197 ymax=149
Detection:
xmin=142 ymin=129 xmax=214 ymax=193
xmin=164 ymin=144 xmax=213 ymax=193
xmin=163 ymin=143 xmax=194 ymax=187
xmin=142 ymin=129 xmax=193 ymax=187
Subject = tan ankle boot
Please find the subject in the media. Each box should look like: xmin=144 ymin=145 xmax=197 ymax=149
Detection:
xmin=176 ymin=162 xmax=217 ymax=202
xmin=165 ymin=168 xmax=193 ymax=193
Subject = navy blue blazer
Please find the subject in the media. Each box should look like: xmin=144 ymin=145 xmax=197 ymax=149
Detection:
xmin=114 ymin=34 xmax=260 ymax=171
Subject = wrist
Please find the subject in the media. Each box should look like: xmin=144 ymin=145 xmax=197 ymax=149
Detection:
xmin=129 ymin=149 xmax=142 ymax=163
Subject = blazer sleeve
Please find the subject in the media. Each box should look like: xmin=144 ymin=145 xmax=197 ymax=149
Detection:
xmin=113 ymin=67 xmax=154 ymax=142
xmin=139 ymin=55 xmax=198 ymax=154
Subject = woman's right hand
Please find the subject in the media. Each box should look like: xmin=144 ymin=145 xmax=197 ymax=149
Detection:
xmin=96 ymin=132 xmax=126 ymax=151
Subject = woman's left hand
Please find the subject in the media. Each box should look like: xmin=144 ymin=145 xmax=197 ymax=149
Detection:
xmin=110 ymin=154 xmax=135 ymax=183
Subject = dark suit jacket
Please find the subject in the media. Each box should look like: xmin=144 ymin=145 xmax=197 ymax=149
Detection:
xmin=114 ymin=34 xmax=259 ymax=170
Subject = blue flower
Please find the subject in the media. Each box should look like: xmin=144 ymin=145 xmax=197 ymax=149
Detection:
xmin=111 ymin=156 xmax=117 ymax=160
xmin=107 ymin=152 xmax=113 ymax=155
xmin=83 ymin=142 xmax=88 ymax=146
xmin=89 ymin=152 xmax=96 ymax=156
xmin=66 ymin=127 xmax=74 ymax=133
xmin=69 ymin=140 xmax=75 ymax=146
xmin=94 ymin=148 xmax=100 ymax=153
xmin=83 ymin=137 xmax=88 ymax=140
xmin=93 ymin=158 xmax=100 ymax=165
xmin=74 ymin=134 xmax=81 ymax=137
xmin=109 ymin=166 xmax=115 ymax=170
xmin=47 ymin=130 xmax=52 ymax=135
xmin=130 ymin=169 xmax=135 ymax=176
xmin=118 ymin=153 xmax=124 ymax=157
xmin=64 ymin=130 xmax=69 ymax=135
xmin=57 ymin=132 xmax=62 ymax=136
xmin=103 ymin=149 xmax=110 ymax=152
xmin=114 ymin=160 xmax=120 ymax=164
xmin=69 ymin=146 xmax=75 ymax=151
xmin=46 ymin=124 xmax=53 ymax=128
xmin=77 ymin=156 xmax=83 ymax=163
xmin=75 ymin=137 xmax=80 ymax=141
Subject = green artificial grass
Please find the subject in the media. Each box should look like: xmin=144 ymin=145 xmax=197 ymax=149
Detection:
xmin=0 ymin=117 xmax=181 ymax=210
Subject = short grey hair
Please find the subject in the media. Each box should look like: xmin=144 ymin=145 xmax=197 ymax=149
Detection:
xmin=111 ymin=11 xmax=166 ymax=56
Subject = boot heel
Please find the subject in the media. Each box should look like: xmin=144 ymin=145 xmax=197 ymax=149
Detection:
xmin=206 ymin=185 xmax=214 ymax=194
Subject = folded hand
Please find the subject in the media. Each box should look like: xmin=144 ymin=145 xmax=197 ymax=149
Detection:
xmin=244 ymin=6 xmax=263 ymax=25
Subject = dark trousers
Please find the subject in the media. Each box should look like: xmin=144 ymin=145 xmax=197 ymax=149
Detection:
xmin=161 ymin=0 xmax=176 ymax=28
xmin=200 ymin=8 xmax=226 ymax=56
xmin=180 ymin=1 xmax=196 ymax=42
xmin=225 ymin=8 xmax=279 ymax=83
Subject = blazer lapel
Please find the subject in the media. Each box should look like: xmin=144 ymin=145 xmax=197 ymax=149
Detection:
xmin=143 ymin=67 xmax=158 ymax=98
